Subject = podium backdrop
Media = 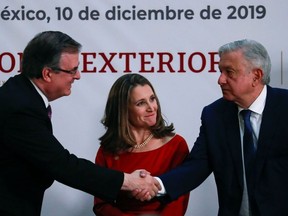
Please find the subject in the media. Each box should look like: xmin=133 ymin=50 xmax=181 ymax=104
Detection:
xmin=1 ymin=0 xmax=287 ymax=215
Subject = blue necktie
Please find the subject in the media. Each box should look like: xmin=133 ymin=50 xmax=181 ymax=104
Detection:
xmin=241 ymin=110 xmax=256 ymax=210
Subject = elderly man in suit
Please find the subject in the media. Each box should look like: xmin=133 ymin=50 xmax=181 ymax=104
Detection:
xmin=152 ymin=39 xmax=288 ymax=216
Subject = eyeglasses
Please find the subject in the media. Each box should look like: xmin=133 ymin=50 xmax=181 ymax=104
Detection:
xmin=50 ymin=67 xmax=79 ymax=75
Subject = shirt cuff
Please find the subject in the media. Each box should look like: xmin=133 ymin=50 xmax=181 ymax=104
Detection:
xmin=154 ymin=177 xmax=166 ymax=196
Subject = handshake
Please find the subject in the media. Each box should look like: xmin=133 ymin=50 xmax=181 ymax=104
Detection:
xmin=121 ymin=169 xmax=162 ymax=201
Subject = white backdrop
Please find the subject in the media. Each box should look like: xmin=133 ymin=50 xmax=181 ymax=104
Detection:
xmin=1 ymin=0 xmax=288 ymax=215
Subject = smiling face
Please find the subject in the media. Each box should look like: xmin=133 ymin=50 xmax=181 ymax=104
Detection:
xmin=128 ymin=84 xmax=158 ymax=129
xmin=45 ymin=52 xmax=80 ymax=101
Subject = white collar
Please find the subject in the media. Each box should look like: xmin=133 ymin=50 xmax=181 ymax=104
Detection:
xmin=30 ymin=79 xmax=49 ymax=107
xmin=238 ymin=85 xmax=267 ymax=115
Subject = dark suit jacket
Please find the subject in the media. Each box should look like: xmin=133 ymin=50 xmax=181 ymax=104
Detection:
xmin=0 ymin=74 xmax=123 ymax=216
xmin=160 ymin=85 xmax=288 ymax=216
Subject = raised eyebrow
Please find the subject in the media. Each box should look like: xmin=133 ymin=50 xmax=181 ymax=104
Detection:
xmin=134 ymin=100 xmax=145 ymax=106
xmin=132 ymin=98 xmax=144 ymax=104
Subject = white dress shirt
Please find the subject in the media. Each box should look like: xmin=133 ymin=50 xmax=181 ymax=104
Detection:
xmin=238 ymin=85 xmax=266 ymax=216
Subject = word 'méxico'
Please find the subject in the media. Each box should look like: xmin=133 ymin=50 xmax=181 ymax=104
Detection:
xmin=0 ymin=51 xmax=219 ymax=73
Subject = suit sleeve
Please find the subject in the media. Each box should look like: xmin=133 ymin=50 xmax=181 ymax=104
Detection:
xmin=3 ymin=108 xmax=124 ymax=201
xmin=159 ymin=109 xmax=212 ymax=201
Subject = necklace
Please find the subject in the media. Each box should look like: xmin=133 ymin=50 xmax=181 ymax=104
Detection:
xmin=134 ymin=133 xmax=153 ymax=149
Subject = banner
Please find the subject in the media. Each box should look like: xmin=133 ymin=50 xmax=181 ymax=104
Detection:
xmin=1 ymin=0 xmax=287 ymax=215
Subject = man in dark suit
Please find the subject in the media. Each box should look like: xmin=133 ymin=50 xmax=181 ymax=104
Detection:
xmin=0 ymin=31 xmax=159 ymax=216
xmin=153 ymin=39 xmax=288 ymax=216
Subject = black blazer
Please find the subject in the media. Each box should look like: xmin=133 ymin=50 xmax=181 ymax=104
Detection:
xmin=160 ymin=85 xmax=288 ymax=216
xmin=0 ymin=74 xmax=123 ymax=216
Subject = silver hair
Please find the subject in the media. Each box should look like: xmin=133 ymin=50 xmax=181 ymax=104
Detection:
xmin=218 ymin=39 xmax=271 ymax=84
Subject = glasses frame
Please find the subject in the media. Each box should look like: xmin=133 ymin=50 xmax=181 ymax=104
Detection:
xmin=50 ymin=67 xmax=79 ymax=75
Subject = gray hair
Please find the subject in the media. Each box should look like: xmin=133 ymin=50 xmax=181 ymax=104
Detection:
xmin=218 ymin=39 xmax=271 ymax=84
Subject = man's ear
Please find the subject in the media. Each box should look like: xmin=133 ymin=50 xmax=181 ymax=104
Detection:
xmin=252 ymin=68 xmax=263 ymax=86
xmin=42 ymin=67 xmax=53 ymax=82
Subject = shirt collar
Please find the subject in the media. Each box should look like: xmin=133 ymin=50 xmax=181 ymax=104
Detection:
xmin=238 ymin=85 xmax=267 ymax=115
xmin=29 ymin=79 xmax=49 ymax=108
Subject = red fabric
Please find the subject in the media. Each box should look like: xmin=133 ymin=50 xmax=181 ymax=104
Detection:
xmin=94 ymin=134 xmax=190 ymax=216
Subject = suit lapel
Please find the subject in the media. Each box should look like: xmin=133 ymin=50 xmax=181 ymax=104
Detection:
xmin=254 ymin=86 xmax=279 ymax=182
xmin=224 ymin=102 xmax=244 ymax=186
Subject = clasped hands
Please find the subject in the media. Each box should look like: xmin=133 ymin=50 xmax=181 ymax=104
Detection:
xmin=122 ymin=169 xmax=161 ymax=201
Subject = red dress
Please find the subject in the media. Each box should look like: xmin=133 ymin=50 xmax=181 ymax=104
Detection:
xmin=93 ymin=134 xmax=190 ymax=216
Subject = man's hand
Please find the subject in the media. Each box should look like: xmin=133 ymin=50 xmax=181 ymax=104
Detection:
xmin=121 ymin=169 xmax=161 ymax=201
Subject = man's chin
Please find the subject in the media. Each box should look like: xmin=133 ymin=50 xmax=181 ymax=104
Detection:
xmin=222 ymin=94 xmax=233 ymax=101
xmin=65 ymin=89 xmax=72 ymax=96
